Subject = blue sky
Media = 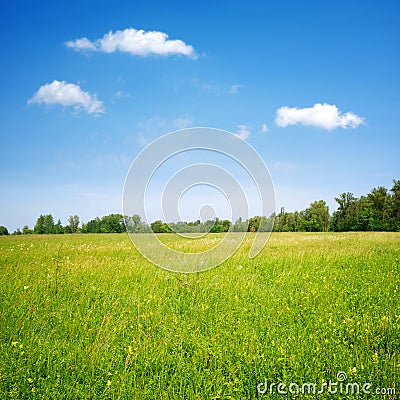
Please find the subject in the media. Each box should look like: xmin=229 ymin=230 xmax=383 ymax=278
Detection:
xmin=1 ymin=0 xmax=399 ymax=231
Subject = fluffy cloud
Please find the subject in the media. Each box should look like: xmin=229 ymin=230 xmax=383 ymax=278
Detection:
xmin=173 ymin=116 xmax=193 ymax=129
xmin=28 ymin=80 xmax=105 ymax=115
xmin=275 ymin=103 xmax=364 ymax=130
xmin=228 ymin=84 xmax=243 ymax=94
xmin=260 ymin=123 xmax=269 ymax=133
xmin=66 ymin=27 xmax=196 ymax=58
xmin=235 ymin=125 xmax=251 ymax=140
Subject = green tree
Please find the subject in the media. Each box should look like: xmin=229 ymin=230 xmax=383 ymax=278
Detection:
xmin=248 ymin=216 xmax=261 ymax=232
xmin=54 ymin=219 xmax=64 ymax=234
xmin=389 ymin=179 xmax=400 ymax=231
xmin=22 ymin=225 xmax=33 ymax=234
xmin=233 ymin=217 xmax=248 ymax=232
xmin=150 ymin=220 xmax=163 ymax=233
xmin=125 ymin=214 xmax=146 ymax=233
xmin=68 ymin=215 xmax=80 ymax=233
xmin=210 ymin=218 xmax=224 ymax=233
xmin=221 ymin=219 xmax=231 ymax=232
xmin=331 ymin=193 xmax=358 ymax=231
xmin=34 ymin=214 xmax=55 ymax=234
xmin=43 ymin=214 xmax=55 ymax=233
xmin=34 ymin=215 xmax=45 ymax=234
xmin=259 ymin=215 xmax=274 ymax=232
xmin=101 ymin=214 xmax=125 ymax=233
xmin=0 ymin=225 xmax=9 ymax=235
xmin=82 ymin=217 xmax=102 ymax=233
xmin=160 ymin=223 xmax=172 ymax=233
xmin=366 ymin=186 xmax=390 ymax=230
xmin=303 ymin=200 xmax=330 ymax=232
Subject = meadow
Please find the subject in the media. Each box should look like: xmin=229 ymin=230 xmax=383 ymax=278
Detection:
xmin=0 ymin=232 xmax=399 ymax=399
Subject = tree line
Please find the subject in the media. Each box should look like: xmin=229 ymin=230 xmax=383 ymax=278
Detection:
xmin=1 ymin=180 xmax=399 ymax=236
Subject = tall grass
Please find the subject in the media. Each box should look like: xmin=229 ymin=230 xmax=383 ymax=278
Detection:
xmin=0 ymin=232 xmax=399 ymax=399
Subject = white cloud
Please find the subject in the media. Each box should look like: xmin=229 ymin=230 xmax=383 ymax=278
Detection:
xmin=173 ymin=116 xmax=193 ymax=129
xmin=28 ymin=80 xmax=104 ymax=115
xmin=67 ymin=37 xmax=96 ymax=51
xmin=234 ymin=125 xmax=251 ymax=140
xmin=112 ymin=90 xmax=131 ymax=102
xmin=275 ymin=103 xmax=364 ymax=130
xmin=136 ymin=115 xmax=194 ymax=146
xmin=228 ymin=84 xmax=243 ymax=94
xmin=260 ymin=123 xmax=269 ymax=133
xmin=66 ymin=27 xmax=196 ymax=58
xmin=190 ymin=80 xmax=244 ymax=95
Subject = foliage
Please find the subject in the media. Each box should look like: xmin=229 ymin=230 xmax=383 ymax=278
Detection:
xmin=22 ymin=225 xmax=34 ymax=235
xmin=82 ymin=214 xmax=126 ymax=234
xmin=34 ymin=214 xmax=55 ymax=234
xmin=68 ymin=215 xmax=80 ymax=233
xmin=0 ymin=225 xmax=9 ymax=235
xmin=330 ymin=180 xmax=400 ymax=232
xmin=9 ymin=179 xmax=400 ymax=235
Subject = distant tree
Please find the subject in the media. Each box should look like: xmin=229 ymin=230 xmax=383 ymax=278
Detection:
xmin=82 ymin=217 xmax=101 ymax=233
xmin=34 ymin=215 xmax=45 ymax=234
xmin=273 ymin=210 xmax=305 ymax=232
xmin=389 ymin=179 xmax=400 ymax=231
xmin=150 ymin=220 xmax=163 ymax=233
xmin=221 ymin=219 xmax=231 ymax=232
xmin=160 ymin=223 xmax=173 ymax=233
xmin=54 ymin=219 xmax=64 ymax=234
xmin=12 ymin=228 xmax=22 ymax=235
xmin=248 ymin=216 xmax=261 ymax=232
xmin=16 ymin=180 xmax=399 ymax=236
xmin=34 ymin=214 xmax=55 ymax=234
xmin=44 ymin=214 xmax=55 ymax=233
xmin=303 ymin=200 xmax=330 ymax=232
xmin=355 ymin=195 xmax=374 ymax=231
xmin=210 ymin=218 xmax=224 ymax=233
xmin=259 ymin=215 xmax=275 ymax=232
xmin=101 ymin=214 xmax=125 ymax=233
xmin=0 ymin=225 xmax=9 ymax=235
xmin=366 ymin=186 xmax=390 ymax=231
xmin=233 ymin=217 xmax=248 ymax=232
xmin=125 ymin=214 xmax=146 ymax=233
xmin=331 ymin=193 xmax=358 ymax=231
xmin=68 ymin=215 xmax=80 ymax=233
xmin=22 ymin=225 xmax=34 ymax=234
xmin=187 ymin=219 xmax=201 ymax=227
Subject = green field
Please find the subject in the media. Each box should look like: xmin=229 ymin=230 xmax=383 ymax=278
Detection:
xmin=1 ymin=232 xmax=399 ymax=399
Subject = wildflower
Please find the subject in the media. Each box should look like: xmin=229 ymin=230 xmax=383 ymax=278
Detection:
xmin=107 ymin=380 xmax=112 ymax=387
